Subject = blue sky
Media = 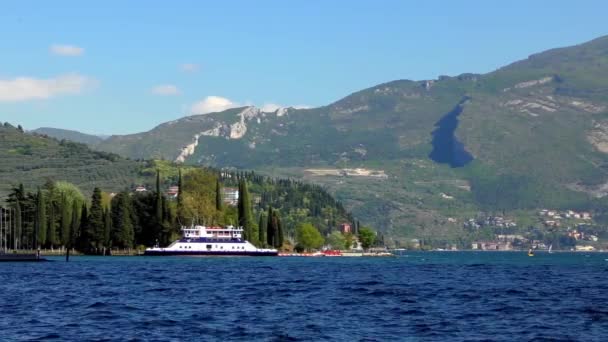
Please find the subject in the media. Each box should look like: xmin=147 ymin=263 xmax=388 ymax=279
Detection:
xmin=0 ymin=0 xmax=606 ymax=134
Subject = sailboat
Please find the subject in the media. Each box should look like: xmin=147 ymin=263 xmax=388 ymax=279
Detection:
xmin=527 ymin=248 xmax=534 ymax=257
xmin=548 ymin=244 xmax=553 ymax=254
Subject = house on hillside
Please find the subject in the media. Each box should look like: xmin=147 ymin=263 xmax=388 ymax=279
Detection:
xmin=339 ymin=223 xmax=352 ymax=234
xmin=166 ymin=186 xmax=179 ymax=199
xmin=222 ymin=187 xmax=239 ymax=206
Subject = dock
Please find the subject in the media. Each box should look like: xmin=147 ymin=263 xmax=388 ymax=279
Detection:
xmin=0 ymin=253 xmax=46 ymax=262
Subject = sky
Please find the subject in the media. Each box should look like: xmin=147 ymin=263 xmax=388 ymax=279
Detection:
xmin=0 ymin=0 xmax=607 ymax=135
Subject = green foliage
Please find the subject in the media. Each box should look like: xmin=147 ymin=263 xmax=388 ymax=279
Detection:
xmin=215 ymin=179 xmax=223 ymax=212
xmin=238 ymin=180 xmax=256 ymax=244
xmin=87 ymin=187 xmax=105 ymax=252
xmin=32 ymin=127 xmax=104 ymax=145
xmin=358 ymin=227 xmax=376 ymax=250
xmin=60 ymin=195 xmax=70 ymax=247
xmin=296 ymin=223 xmax=324 ymax=251
xmin=258 ymin=212 xmax=267 ymax=246
xmin=0 ymin=125 xmax=144 ymax=200
xmin=111 ymin=191 xmax=135 ymax=248
xmin=326 ymin=231 xmax=346 ymax=250
xmin=69 ymin=200 xmax=80 ymax=248
xmin=35 ymin=189 xmax=46 ymax=247
xmin=181 ymin=169 xmax=219 ymax=225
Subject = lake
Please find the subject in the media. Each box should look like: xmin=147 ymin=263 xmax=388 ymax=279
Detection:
xmin=1 ymin=252 xmax=608 ymax=341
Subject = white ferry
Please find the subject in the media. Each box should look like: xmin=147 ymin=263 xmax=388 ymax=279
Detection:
xmin=144 ymin=225 xmax=278 ymax=256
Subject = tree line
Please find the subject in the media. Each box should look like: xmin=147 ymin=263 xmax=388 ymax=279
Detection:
xmin=3 ymin=166 xmax=374 ymax=254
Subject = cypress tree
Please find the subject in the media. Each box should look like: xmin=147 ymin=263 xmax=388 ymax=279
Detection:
xmin=238 ymin=180 xmax=255 ymax=242
xmin=215 ymin=179 xmax=223 ymax=212
xmin=266 ymin=206 xmax=275 ymax=247
xmin=77 ymin=203 xmax=88 ymax=250
xmin=111 ymin=192 xmax=135 ymax=248
xmin=104 ymin=208 xmax=112 ymax=249
xmin=276 ymin=214 xmax=284 ymax=248
xmin=258 ymin=212 xmax=267 ymax=247
xmin=60 ymin=194 xmax=70 ymax=247
xmin=271 ymin=211 xmax=280 ymax=248
xmin=69 ymin=200 xmax=80 ymax=249
xmin=156 ymin=169 xmax=163 ymax=222
xmin=47 ymin=197 xmax=57 ymax=248
xmin=35 ymin=189 xmax=47 ymax=248
xmin=14 ymin=200 xmax=22 ymax=250
xmin=88 ymin=187 xmax=105 ymax=252
xmin=177 ymin=168 xmax=183 ymax=223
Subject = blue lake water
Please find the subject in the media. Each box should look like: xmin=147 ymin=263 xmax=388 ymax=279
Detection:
xmin=1 ymin=252 xmax=608 ymax=341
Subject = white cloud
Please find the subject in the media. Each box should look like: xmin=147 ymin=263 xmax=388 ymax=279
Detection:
xmin=152 ymin=84 xmax=180 ymax=96
xmin=191 ymin=96 xmax=239 ymax=114
xmin=0 ymin=74 xmax=94 ymax=102
xmin=50 ymin=44 xmax=84 ymax=56
xmin=180 ymin=63 xmax=200 ymax=73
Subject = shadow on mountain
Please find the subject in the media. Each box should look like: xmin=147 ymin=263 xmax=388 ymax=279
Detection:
xmin=428 ymin=97 xmax=473 ymax=167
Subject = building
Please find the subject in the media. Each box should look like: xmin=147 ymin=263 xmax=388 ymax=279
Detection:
xmin=134 ymin=186 xmax=147 ymax=193
xmin=222 ymin=187 xmax=239 ymax=206
xmin=471 ymin=241 xmax=512 ymax=251
xmin=339 ymin=223 xmax=352 ymax=234
xmin=166 ymin=186 xmax=179 ymax=199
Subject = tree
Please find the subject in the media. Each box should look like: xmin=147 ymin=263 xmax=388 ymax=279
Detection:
xmin=266 ymin=206 xmax=275 ymax=247
xmin=13 ymin=200 xmax=22 ymax=249
xmin=258 ymin=212 xmax=267 ymax=247
xmin=104 ymin=208 xmax=112 ymax=248
xmin=156 ymin=169 xmax=163 ymax=223
xmin=326 ymin=231 xmax=346 ymax=250
xmin=215 ymin=179 xmax=223 ymax=212
xmin=177 ymin=168 xmax=184 ymax=223
xmin=276 ymin=214 xmax=284 ymax=248
xmin=343 ymin=232 xmax=354 ymax=250
xmin=77 ymin=203 xmax=88 ymax=250
xmin=60 ymin=194 xmax=70 ymax=247
xmin=35 ymin=188 xmax=47 ymax=248
xmin=87 ymin=187 xmax=105 ymax=252
xmin=238 ymin=180 xmax=256 ymax=243
xmin=181 ymin=169 xmax=218 ymax=225
xmin=47 ymin=201 xmax=57 ymax=248
xmin=111 ymin=191 xmax=135 ymax=248
xmin=69 ymin=200 xmax=80 ymax=249
xmin=358 ymin=227 xmax=376 ymax=250
xmin=296 ymin=223 xmax=324 ymax=251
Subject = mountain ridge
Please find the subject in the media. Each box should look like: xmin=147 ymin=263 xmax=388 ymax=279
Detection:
xmin=34 ymin=35 xmax=608 ymax=240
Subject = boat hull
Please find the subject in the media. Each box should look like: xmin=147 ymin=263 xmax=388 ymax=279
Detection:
xmin=144 ymin=250 xmax=278 ymax=257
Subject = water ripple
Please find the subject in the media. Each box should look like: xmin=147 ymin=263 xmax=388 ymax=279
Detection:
xmin=1 ymin=253 xmax=608 ymax=341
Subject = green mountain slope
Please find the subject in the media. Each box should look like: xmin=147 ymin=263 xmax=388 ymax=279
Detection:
xmin=0 ymin=124 xmax=143 ymax=198
xmin=32 ymin=127 xmax=105 ymax=145
xmin=94 ymin=36 xmax=608 ymax=241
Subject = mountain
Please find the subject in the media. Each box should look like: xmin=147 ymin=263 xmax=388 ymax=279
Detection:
xmin=93 ymin=36 xmax=608 ymax=242
xmin=0 ymin=123 xmax=144 ymax=198
xmin=0 ymin=123 xmax=354 ymax=247
xmin=32 ymin=127 xmax=106 ymax=145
